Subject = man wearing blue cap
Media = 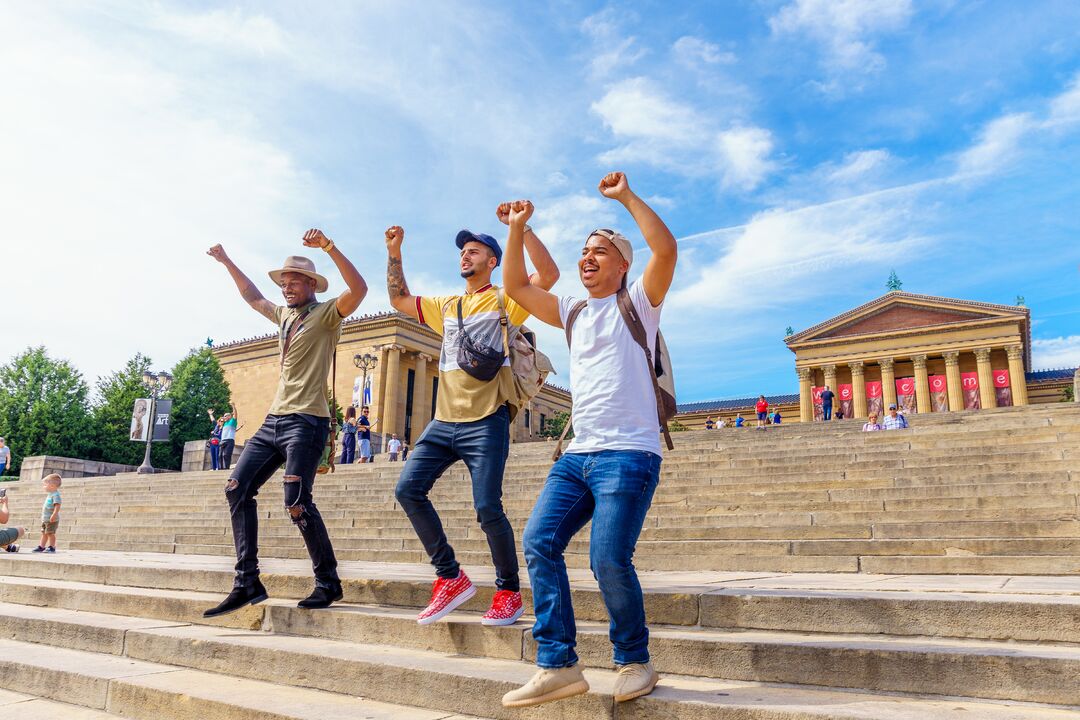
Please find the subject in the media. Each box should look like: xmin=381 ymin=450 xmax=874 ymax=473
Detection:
xmin=384 ymin=209 xmax=558 ymax=627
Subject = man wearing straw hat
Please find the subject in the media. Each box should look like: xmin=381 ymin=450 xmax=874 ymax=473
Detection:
xmin=203 ymin=230 xmax=367 ymax=617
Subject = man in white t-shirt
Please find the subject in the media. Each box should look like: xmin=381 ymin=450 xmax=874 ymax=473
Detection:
xmin=498 ymin=172 xmax=677 ymax=708
xmin=386 ymin=434 xmax=402 ymax=461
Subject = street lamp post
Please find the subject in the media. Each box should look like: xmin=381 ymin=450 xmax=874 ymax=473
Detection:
xmin=352 ymin=352 xmax=378 ymax=408
xmin=137 ymin=370 xmax=172 ymax=474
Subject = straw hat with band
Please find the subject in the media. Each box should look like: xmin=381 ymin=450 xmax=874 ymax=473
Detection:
xmin=269 ymin=256 xmax=329 ymax=294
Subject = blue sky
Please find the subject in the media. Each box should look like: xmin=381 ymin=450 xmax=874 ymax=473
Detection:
xmin=4 ymin=1 xmax=1079 ymax=402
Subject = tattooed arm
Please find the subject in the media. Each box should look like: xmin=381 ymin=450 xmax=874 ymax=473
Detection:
xmin=384 ymin=226 xmax=419 ymax=320
xmin=206 ymin=244 xmax=277 ymax=323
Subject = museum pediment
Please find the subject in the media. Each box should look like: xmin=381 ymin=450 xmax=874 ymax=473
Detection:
xmin=788 ymin=292 xmax=1028 ymax=345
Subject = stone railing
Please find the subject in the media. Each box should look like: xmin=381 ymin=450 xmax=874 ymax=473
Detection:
xmin=16 ymin=456 xmax=145 ymax=483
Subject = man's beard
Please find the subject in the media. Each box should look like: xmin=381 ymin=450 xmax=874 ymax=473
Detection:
xmin=460 ymin=268 xmax=475 ymax=279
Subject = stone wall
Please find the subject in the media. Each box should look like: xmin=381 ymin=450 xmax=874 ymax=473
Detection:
xmin=182 ymin=440 xmax=246 ymax=472
xmin=17 ymin=456 xmax=142 ymax=483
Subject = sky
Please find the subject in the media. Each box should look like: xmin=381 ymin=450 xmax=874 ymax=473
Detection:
xmin=3 ymin=0 xmax=1080 ymax=402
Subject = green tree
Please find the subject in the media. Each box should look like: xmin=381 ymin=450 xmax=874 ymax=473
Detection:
xmin=165 ymin=347 xmax=232 ymax=469
xmin=0 ymin=346 xmax=93 ymax=474
xmin=668 ymin=419 xmax=690 ymax=432
xmin=1064 ymin=385 xmax=1075 ymax=402
xmin=886 ymin=270 xmax=903 ymax=291
xmin=539 ymin=410 xmax=572 ymax=439
xmin=89 ymin=353 xmax=171 ymax=468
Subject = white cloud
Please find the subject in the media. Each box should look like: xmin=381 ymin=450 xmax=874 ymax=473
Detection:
xmin=149 ymin=7 xmax=288 ymax=55
xmin=673 ymin=36 xmax=736 ymax=67
xmin=580 ymin=8 xmax=647 ymax=78
xmin=715 ymin=126 xmax=777 ymax=191
xmin=1031 ymin=336 xmax=1080 ymax=370
xmin=955 ymin=112 xmax=1036 ymax=177
xmin=1046 ymin=71 xmax=1080 ymax=126
xmin=826 ymin=149 xmax=893 ymax=184
xmin=592 ymin=78 xmax=775 ymax=190
xmin=531 ymin=194 xmax=619 ymax=254
xmin=770 ymin=0 xmax=913 ymax=89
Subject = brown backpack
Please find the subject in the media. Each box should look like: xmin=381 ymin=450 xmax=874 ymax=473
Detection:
xmin=553 ymin=287 xmax=676 ymax=461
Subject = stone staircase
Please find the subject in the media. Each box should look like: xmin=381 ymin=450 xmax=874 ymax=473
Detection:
xmin=0 ymin=403 xmax=1078 ymax=718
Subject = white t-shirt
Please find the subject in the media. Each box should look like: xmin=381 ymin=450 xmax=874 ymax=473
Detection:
xmin=387 ymin=438 xmax=402 ymax=453
xmin=558 ymin=278 xmax=663 ymax=456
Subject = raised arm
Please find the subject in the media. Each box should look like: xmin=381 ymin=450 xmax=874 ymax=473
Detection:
xmin=503 ymin=201 xmax=563 ymax=328
xmin=496 ymin=203 xmax=560 ymax=290
xmin=301 ymin=229 xmax=368 ymax=317
xmin=384 ymin=226 xmax=420 ymax=320
xmin=206 ymin=245 xmax=277 ymax=322
xmin=599 ymin=172 xmax=677 ymax=306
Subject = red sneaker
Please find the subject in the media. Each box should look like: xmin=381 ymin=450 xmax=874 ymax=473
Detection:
xmin=417 ymin=571 xmax=476 ymax=625
xmin=482 ymin=590 xmax=524 ymax=626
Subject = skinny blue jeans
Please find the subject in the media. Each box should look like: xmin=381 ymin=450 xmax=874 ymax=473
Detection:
xmin=523 ymin=450 xmax=661 ymax=668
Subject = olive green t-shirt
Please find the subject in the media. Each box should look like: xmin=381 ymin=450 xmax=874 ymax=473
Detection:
xmin=268 ymin=300 xmax=343 ymax=417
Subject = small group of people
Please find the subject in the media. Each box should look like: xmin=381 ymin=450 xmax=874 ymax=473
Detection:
xmin=0 ymin=472 xmax=63 ymax=554
xmin=703 ymin=405 xmax=782 ymax=431
xmin=862 ymin=403 xmax=910 ymax=431
xmin=206 ymin=406 xmax=238 ymax=471
xmin=338 ymin=405 xmax=378 ymax=463
xmin=203 ymin=171 xmax=676 ymax=707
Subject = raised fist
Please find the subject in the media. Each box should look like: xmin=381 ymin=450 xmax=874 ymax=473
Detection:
xmin=206 ymin=244 xmax=229 ymax=263
xmin=303 ymin=229 xmax=330 ymax=248
xmin=496 ymin=202 xmax=512 ymax=226
xmin=598 ymin=171 xmax=630 ymax=200
xmin=508 ymin=200 xmax=534 ymax=228
xmin=385 ymin=226 xmax=404 ymax=251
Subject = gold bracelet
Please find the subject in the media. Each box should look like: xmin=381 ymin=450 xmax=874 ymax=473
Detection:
xmin=322 ymin=239 xmax=336 ymax=253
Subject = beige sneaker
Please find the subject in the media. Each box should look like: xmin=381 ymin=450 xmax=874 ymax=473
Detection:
xmin=502 ymin=666 xmax=589 ymax=707
xmin=613 ymin=662 xmax=659 ymax=702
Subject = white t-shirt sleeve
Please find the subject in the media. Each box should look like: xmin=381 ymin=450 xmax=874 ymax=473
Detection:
xmin=628 ymin=278 xmax=663 ymax=327
xmin=558 ymin=295 xmax=583 ymax=329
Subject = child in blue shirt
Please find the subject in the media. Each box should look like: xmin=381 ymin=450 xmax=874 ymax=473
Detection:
xmin=33 ymin=473 xmax=61 ymax=553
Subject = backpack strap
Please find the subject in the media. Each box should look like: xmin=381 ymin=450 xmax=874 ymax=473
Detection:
xmin=496 ymin=288 xmax=511 ymax=355
xmin=615 ymin=288 xmax=673 ymax=451
xmin=552 ymin=299 xmax=588 ymax=462
xmin=280 ymin=307 xmax=313 ymax=366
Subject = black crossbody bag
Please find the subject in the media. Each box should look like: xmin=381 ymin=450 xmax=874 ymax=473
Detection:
xmin=454 ymin=298 xmax=505 ymax=382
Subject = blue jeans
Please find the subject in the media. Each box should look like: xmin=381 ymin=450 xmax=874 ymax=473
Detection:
xmin=524 ymin=450 xmax=661 ymax=668
xmin=823 ymin=404 xmax=832 ymax=421
xmin=340 ymin=433 xmax=356 ymax=464
xmin=209 ymin=442 xmax=220 ymax=470
xmin=226 ymin=414 xmax=339 ymax=590
xmin=395 ymin=405 xmax=518 ymax=591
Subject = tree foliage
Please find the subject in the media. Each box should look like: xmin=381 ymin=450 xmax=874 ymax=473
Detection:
xmin=0 ymin=347 xmax=93 ymax=474
xmin=164 ymin=347 xmax=232 ymax=469
xmin=89 ymin=353 xmax=170 ymax=468
xmin=539 ymin=410 xmax=572 ymax=439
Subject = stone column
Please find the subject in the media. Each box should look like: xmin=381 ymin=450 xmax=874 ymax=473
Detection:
xmin=1075 ymin=368 xmax=1080 ymax=404
xmin=381 ymin=345 xmax=403 ymax=438
xmin=880 ymin=358 xmax=897 ymax=411
xmin=913 ymin=354 xmax=931 ymax=414
xmin=822 ymin=365 xmax=837 ymax=420
xmin=974 ymin=348 xmax=996 ymax=410
xmin=411 ymin=353 xmax=431 ymax=438
xmin=944 ymin=351 xmax=963 ymax=412
xmin=797 ymin=367 xmax=813 ymax=423
xmin=374 ymin=345 xmax=389 ymax=414
xmin=849 ymin=361 xmax=867 ymax=419
xmin=1006 ymin=345 xmax=1028 ymax=406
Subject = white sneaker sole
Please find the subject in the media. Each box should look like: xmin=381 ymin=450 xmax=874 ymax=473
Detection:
xmin=482 ymin=603 xmax=525 ymax=626
xmin=417 ymin=583 xmax=476 ymax=625
xmin=502 ymin=679 xmax=589 ymax=708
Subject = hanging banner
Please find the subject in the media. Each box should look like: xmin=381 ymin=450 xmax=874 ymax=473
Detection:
xmin=993 ymin=368 xmax=1013 ymax=407
xmin=961 ymin=372 xmax=981 ymax=410
xmin=928 ymin=375 xmax=949 ymax=412
xmin=152 ymin=399 xmax=172 ymax=442
xmin=865 ymin=381 xmax=883 ymax=419
xmin=838 ymin=384 xmax=853 ymax=419
xmin=352 ymin=376 xmax=363 ymax=406
xmin=895 ymin=377 xmax=917 ymax=414
xmin=812 ymin=386 xmax=825 ymax=421
xmin=130 ymin=398 xmax=151 ymax=442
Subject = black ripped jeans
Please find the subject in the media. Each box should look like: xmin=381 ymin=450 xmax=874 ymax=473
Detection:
xmin=226 ymin=413 xmax=339 ymax=590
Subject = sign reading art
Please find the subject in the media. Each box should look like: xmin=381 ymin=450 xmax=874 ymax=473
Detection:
xmin=993 ymin=368 xmax=1013 ymax=407
xmin=865 ymin=380 xmax=883 ymax=419
xmin=838 ymin=384 xmax=853 ymax=419
xmin=895 ymin=377 xmax=916 ymax=414
xmin=152 ymin=399 xmax=172 ymax=442
xmin=928 ymin=374 xmax=949 ymax=412
xmin=962 ymin=371 xmax=981 ymax=410
xmin=812 ymin=386 xmax=825 ymax=421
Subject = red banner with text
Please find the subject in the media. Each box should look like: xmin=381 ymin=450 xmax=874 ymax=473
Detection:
xmin=838 ymin=384 xmax=853 ymax=420
xmin=961 ymin=372 xmax=981 ymax=410
xmin=928 ymin=374 xmax=948 ymax=412
xmin=993 ymin=368 xmax=1012 ymax=407
xmin=895 ymin=377 xmax=916 ymax=414
xmin=812 ymin=386 xmax=824 ymax=421
xmin=865 ymin=381 xmax=883 ymax=419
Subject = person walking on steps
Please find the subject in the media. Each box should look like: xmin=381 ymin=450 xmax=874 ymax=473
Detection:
xmin=384 ymin=205 xmax=558 ymax=628
xmin=202 ymin=230 xmax=367 ymax=617
xmin=499 ymin=171 xmax=677 ymax=707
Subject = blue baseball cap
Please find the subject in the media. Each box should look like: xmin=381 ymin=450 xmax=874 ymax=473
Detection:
xmin=455 ymin=230 xmax=502 ymax=267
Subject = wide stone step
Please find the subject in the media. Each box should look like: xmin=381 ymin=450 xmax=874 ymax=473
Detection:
xmin=0 ymin=689 xmax=116 ymax=719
